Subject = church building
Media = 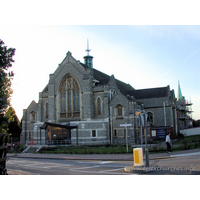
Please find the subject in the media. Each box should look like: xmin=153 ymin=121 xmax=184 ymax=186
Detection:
xmin=21 ymin=46 xmax=192 ymax=146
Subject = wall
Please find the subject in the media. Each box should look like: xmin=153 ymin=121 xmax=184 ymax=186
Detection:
xmin=180 ymin=127 xmax=200 ymax=136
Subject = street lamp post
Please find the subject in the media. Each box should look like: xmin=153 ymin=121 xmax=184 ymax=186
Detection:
xmin=143 ymin=110 xmax=149 ymax=167
xmin=137 ymin=108 xmax=149 ymax=167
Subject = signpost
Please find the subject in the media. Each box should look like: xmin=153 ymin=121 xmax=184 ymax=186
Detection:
xmin=120 ymin=123 xmax=132 ymax=153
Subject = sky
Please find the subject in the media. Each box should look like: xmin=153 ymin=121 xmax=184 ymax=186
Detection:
xmin=1 ymin=25 xmax=200 ymax=120
xmin=1 ymin=0 xmax=200 ymax=121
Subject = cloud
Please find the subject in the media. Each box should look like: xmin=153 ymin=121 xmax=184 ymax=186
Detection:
xmin=184 ymin=48 xmax=199 ymax=62
xmin=160 ymin=70 xmax=172 ymax=77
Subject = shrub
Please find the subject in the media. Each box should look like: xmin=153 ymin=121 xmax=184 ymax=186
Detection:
xmin=182 ymin=138 xmax=189 ymax=150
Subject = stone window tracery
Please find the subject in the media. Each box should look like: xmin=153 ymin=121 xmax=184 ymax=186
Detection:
xmin=147 ymin=112 xmax=153 ymax=126
xmin=59 ymin=74 xmax=80 ymax=119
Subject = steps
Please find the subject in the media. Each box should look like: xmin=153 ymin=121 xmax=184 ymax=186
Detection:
xmin=23 ymin=145 xmax=43 ymax=153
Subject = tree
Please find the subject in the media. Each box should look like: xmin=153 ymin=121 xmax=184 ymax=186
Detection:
xmin=0 ymin=39 xmax=15 ymax=131
xmin=193 ymin=119 xmax=200 ymax=127
xmin=4 ymin=106 xmax=21 ymax=142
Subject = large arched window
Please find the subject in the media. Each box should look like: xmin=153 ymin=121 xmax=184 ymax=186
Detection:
xmin=59 ymin=74 xmax=80 ymax=119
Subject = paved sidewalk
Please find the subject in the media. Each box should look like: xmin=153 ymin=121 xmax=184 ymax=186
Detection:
xmin=7 ymin=148 xmax=200 ymax=161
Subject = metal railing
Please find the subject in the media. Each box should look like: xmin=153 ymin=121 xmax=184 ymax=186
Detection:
xmin=21 ymin=137 xmax=138 ymax=146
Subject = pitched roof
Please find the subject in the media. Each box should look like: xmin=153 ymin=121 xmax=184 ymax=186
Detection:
xmin=80 ymin=62 xmax=90 ymax=69
xmin=93 ymin=68 xmax=110 ymax=84
xmin=127 ymin=86 xmax=168 ymax=99
xmin=115 ymin=79 xmax=135 ymax=96
xmin=93 ymin=68 xmax=134 ymax=94
xmin=80 ymin=62 xmax=167 ymax=100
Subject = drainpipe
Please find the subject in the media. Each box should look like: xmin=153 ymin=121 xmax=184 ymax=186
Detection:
xmin=164 ymin=102 xmax=166 ymax=126
xmin=110 ymin=106 xmax=113 ymax=144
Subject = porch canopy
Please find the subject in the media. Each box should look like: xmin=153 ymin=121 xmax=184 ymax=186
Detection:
xmin=40 ymin=122 xmax=78 ymax=145
xmin=41 ymin=122 xmax=78 ymax=130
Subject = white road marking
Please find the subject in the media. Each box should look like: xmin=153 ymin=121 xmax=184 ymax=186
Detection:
xmin=18 ymin=163 xmax=71 ymax=169
xmin=43 ymin=164 xmax=71 ymax=169
xmin=77 ymin=161 xmax=114 ymax=164
xmin=69 ymin=165 xmax=100 ymax=171
xmin=69 ymin=165 xmax=136 ymax=175
xmin=7 ymin=159 xmax=136 ymax=175
xmin=7 ymin=159 xmax=72 ymax=169
xmin=7 ymin=169 xmax=40 ymax=175
xmin=23 ymin=163 xmax=47 ymax=166
xmin=18 ymin=164 xmax=48 ymax=169
xmin=99 ymin=168 xmax=124 ymax=172
xmin=7 ymin=160 xmax=26 ymax=164
xmin=170 ymin=152 xmax=200 ymax=157
xmin=99 ymin=161 xmax=114 ymax=164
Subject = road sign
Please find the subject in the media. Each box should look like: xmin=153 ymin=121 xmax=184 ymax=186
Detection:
xmin=120 ymin=124 xmax=132 ymax=127
xmin=119 ymin=123 xmax=132 ymax=153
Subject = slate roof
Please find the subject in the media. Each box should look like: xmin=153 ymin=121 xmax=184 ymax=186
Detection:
xmin=80 ymin=62 xmax=90 ymax=69
xmin=127 ymin=86 xmax=168 ymax=99
xmin=79 ymin=62 xmax=168 ymax=100
xmin=80 ymin=62 xmax=135 ymax=94
xmin=115 ymin=79 xmax=135 ymax=96
xmin=93 ymin=68 xmax=134 ymax=94
xmin=93 ymin=68 xmax=110 ymax=83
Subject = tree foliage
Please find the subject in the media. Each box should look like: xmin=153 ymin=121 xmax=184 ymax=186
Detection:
xmin=193 ymin=119 xmax=200 ymax=127
xmin=5 ymin=106 xmax=21 ymax=140
xmin=0 ymin=39 xmax=16 ymax=130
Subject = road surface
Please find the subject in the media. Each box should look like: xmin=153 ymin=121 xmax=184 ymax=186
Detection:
xmin=7 ymin=158 xmax=135 ymax=175
xmin=6 ymin=149 xmax=200 ymax=175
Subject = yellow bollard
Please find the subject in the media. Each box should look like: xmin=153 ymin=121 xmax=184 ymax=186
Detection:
xmin=133 ymin=148 xmax=144 ymax=167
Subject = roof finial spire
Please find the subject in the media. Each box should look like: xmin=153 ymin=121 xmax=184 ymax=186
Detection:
xmin=83 ymin=39 xmax=93 ymax=69
xmin=85 ymin=39 xmax=91 ymax=56
xmin=177 ymin=80 xmax=183 ymax=101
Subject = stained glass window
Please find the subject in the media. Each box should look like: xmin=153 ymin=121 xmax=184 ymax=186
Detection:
xmin=68 ymin=89 xmax=71 ymax=112
xmin=59 ymin=74 xmax=80 ymax=118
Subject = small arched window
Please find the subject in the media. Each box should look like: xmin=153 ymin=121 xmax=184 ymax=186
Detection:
xmin=147 ymin=112 xmax=153 ymax=126
xmin=30 ymin=111 xmax=36 ymax=122
xmin=97 ymin=98 xmax=101 ymax=115
xmin=45 ymin=102 xmax=48 ymax=118
xmin=116 ymin=104 xmax=123 ymax=117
